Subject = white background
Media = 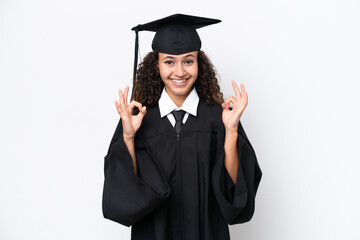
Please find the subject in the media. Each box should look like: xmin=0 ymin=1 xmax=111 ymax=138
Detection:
xmin=1 ymin=0 xmax=360 ymax=239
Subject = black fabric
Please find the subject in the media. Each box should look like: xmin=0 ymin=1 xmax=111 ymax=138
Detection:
xmin=131 ymin=14 xmax=221 ymax=32
xmin=171 ymin=110 xmax=186 ymax=134
xmin=102 ymin=100 xmax=262 ymax=240
xmin=151 ymin=23 xmax=201 ymax=55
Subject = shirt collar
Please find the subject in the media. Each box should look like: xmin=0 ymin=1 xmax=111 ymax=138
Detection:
xmin=159 ymin=87 xmax=199 ymax=118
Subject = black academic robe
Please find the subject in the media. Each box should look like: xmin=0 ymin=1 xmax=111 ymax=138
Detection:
xmin=102 ymin=100 xmax=262 ymax=240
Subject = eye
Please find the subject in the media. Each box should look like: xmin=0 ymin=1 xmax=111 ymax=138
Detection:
xmin=184 ymin=60 xmax=194 ymax=65
xmin=165 ymin=60 xmax=174 ymax=65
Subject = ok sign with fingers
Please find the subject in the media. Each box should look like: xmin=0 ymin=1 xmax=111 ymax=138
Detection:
xmin=221 ymin=81 xmax=248 ymax=132
xmin=115 ymin=86 xmax=147 ymax=140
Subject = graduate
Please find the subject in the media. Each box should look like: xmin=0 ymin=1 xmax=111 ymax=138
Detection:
xmin=102 ymin=13 xmax=262 ymax=239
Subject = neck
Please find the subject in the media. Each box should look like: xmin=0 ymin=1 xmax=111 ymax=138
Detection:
xmin=170 ymin=95 xmax=186 ymax=108
xmin=165 ymin=88 xmax=192 ymax=108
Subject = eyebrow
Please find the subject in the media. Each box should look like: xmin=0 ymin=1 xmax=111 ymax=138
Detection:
xmin=162 ymin=54 xmax=196 ymax=60
xmin=162 ymin=56 xmax=175 ymax=60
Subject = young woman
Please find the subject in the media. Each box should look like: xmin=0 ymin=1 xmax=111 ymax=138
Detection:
xmin=102 ymin=14 xmax=262 ymax=240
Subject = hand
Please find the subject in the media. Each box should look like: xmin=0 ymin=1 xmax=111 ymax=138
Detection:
xmin=222 ymin=81 xmax=248 ymax=131
xmin=115 ymin=86 xmax=146 ymax=140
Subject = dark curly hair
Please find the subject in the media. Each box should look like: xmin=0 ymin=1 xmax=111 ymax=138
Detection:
xmin=131 ymin=50 xmax=224 ymax=106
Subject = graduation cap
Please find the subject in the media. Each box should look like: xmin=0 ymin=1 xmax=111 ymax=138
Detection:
xmin=131 ymin=13 xmax=221 ymax=80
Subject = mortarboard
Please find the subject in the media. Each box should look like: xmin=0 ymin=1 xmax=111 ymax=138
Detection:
xmin=131 ymin=13 xmax=221 ymax=80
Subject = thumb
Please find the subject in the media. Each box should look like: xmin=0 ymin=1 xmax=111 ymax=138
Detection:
xmin=138 ymin=106 xmax=147 ymax=119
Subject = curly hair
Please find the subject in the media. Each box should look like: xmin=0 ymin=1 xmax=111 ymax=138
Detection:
xmin=131 ymin=50 xmax=224 ymax=106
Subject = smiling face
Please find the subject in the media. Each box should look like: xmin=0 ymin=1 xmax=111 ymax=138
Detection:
xmin=158 ymin=51 xmax=198 ymax=107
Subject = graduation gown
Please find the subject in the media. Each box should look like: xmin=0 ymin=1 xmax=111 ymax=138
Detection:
xmin=102 ymin=100 xmax=262 ymax=240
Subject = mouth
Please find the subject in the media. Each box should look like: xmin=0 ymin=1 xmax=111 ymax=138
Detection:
xmin=170 ymin=77 xmax=190 ymax=86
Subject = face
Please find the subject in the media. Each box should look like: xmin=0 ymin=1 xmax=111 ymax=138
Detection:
xmin=158 ymin=51 xmax=198 ymax=105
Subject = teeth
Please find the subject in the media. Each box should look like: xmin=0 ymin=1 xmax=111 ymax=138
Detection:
xmin=172 ymin=79 xmax=186 ymax=83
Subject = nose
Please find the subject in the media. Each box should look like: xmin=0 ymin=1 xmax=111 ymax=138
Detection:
xmin=174 ymin=64 xmax=186 ymax=77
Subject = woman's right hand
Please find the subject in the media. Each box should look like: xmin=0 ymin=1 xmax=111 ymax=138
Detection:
xmin=115 ymin=86 xmax=146 ymax=140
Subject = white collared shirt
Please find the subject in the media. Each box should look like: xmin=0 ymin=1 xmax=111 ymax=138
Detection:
xmin=158 ymin=87 xmax=200 ymax=127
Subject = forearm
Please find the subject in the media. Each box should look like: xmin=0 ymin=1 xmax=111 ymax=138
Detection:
xmin=224 ymin=129 xmax=239 ymax=184
xmin=123 ymin=135 xmax=137 ymax=174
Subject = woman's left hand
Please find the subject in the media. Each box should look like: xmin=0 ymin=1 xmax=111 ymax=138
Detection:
xmin=222 ymin=81 xmax=248 ymax=131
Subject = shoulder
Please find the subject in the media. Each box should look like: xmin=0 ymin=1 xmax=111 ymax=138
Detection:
xmin=137 ymin=104 xmax=165 ymax=137
xmin=140 ymin=104 xmax=160 ymax=127
xmin=198 ymin=100 xmax=223 ymax=122
xmin=187 ymin=100 xmax=223 ymax=132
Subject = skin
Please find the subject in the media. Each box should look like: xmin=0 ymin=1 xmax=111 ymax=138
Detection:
xmin=157 ymin=51 xmax=198 ymax=107
xmin=115 ymin=52 xmax=248 ymax=184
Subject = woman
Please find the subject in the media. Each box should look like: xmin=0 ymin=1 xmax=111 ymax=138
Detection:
xmin=102 ymin=14 xmax=262 ymax=240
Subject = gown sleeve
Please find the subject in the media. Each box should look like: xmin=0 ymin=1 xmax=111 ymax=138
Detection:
xmin=102 ymin=119 xmax=170 ymax=227
xmin=212 ymin=121 xmax=262 ymax=225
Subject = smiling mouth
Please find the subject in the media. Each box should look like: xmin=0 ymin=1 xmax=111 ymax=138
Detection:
xmin=171 ymin=78 xmax=190 ymax=84
xmin=172 ymin=79 xmax=186 ymax=83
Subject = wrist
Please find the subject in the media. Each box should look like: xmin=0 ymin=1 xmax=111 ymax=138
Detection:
xmin=224 ymin=129 xmax=238 ymax=142
xmin=123 ymin=134 xmax=135 ymax=142
xmin=225 ymin=126 xmax=238 ymax=135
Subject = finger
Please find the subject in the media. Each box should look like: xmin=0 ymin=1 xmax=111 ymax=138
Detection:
xmin=244 ymin=90 xmax=248 ymax=107
xmin=237 ymin=91 xmax=248 ymax=114
xmin=128 ymin=101 xmax=143 ymax=113
xmin=134 ymin=106 xmax=147 ymax=123
xmin=221 ymin=102 xmax=232 ymax=110
xmin=118 ymin=89 xmax=127 ymax=113
xmin=114 ymin=100 xmax=120 ymax=111
xmin=124 ymin=86 xmax=129 ymax=106
xmin=240 ymin=83 xmax=246 ymax=101
xmin=115 ymin=100 xmax=124 ymax=117
xmin=139 ymin=106 xmax=147 ymax=116
xmin=224 ymin=96 xmax=237 ymax=105
xmin=232 ymin=81 xmax=242 ymax=99
xmin=118 ymin=88 xmax=122 ymax=103
xmin=223 ymin=96 xmax=237 ymax=110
